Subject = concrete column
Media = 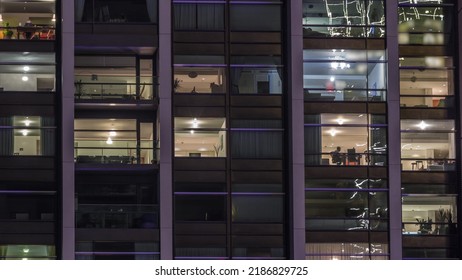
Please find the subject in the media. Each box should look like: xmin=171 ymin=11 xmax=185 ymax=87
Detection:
xmin=158 ymin=0 xmax=173 ymax=260
xmin=456 ymin=0 xmax=462 ymax=258
xmin=386 ymin=0 xmax=402 ymax=260
xmin=289 ymin=0 xmax=306 ymax=260
xmin=61 ymin=0 xmax=75 ymax=260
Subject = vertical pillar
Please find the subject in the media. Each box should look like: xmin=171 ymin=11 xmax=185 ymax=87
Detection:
xmin=159 ymin=0 xmax=173 ymax=260
xmin=288 ymin=0 xmax=306 ymax=260
xmin=61 ymin=0 xmax=75 ymax=260
xmin=386 ymin=0 xmax=402 ymax=260
xmin=456 ymin=0 xmax=462 ymax=258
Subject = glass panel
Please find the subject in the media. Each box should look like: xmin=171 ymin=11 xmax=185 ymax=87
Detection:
xmin=0 ymin=193 xmax=56 ymax=220
xmin=173 ymin=4 xmax=224 ymax=31
xmin=77 ymin=0 xmax=157 ymax=23
xmin=230 ymin=67 xmax=283 ymax=94
xmin=400 ymin=69 xmax=454 ymax=97
xmin=174 ymin=117 xmax=226 ymax=157
xmin=402 ymin=196 xmax=457 ymax=235
xmin=0 ymin=1 xmax=56 ymax=40
xmin=232 ymin=195 xmax=283 ymax=223
xmin=230 ymin=5 xmax=281 ymax=31
xmin=175 ymin=195 xmax=226 ymax=222
xmin=305 ymin=243 xmax=388 ymax=260
xmin=305 ymin=179 xmax=388 ymax=190
xmin=0 ymin=245 xmax=56 ymax=260
xmin=173 ymin=67 xmax=226 ymax=94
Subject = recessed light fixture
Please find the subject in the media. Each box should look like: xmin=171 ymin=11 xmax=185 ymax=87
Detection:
xmin=24 ymin=119 xmax=31 ymax=126
xmin=327 ymin=128 xmax=338 ymax=136
xmin=21 ymin=130 xmax=29 ymax=136
xmin=23 ymin=66 xmax=30 ymax=72
xmin=22 ymin=248 xmax=29 ymax=253
xmin=417 ymin=120 xmax=430 ymax=130
xmin=192 ymin=118 xmax=199 ymax=128
xmin=22 ymin=76 xmax=29 ymax=82
xmin=109 ymin=131 xmax=116 ymax=137
xmin=335 ymin=118 xmax=345 ymax=125
xmin=330 ymin=76 xmax=335 ymax=82
xmin=106 ymin=137 xmax=113 ymax=144
xmin=190 ymin=130 xmax=195 ymax=135
xmin=109 ymin=103 xmax=116 ymax=106
xmin=52 ymin=14 xmax=56 ymax=22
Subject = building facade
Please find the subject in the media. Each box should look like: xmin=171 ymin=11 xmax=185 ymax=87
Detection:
xmin=0 ymin=0 xmax=461 ymax=260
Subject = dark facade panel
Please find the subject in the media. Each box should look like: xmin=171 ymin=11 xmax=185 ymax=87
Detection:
xmin=232 ymin=224 xmax=284 ymax=235
xmin=399 ymin=46 xmax=450 ymax=57
xmin=401 ymin=172 xmax=456 ymax=184
xmin=174 ymin=171 xmax=227 ymax=183
xmin=0 ymin=93 xmax=55 ymax=105
xmin=230 ymin=108 xmax=282 ymax=119
xmin=231 ymin=171 xmax=283 ymax=184
xmin=0 ymin=222 xmax=55 ymax=234
xmin=306 ymin=231 xmax=388 ymax=243
xmin=231 ymin=159 xmax=283 ymax=171
xmin=175 ymin=223 xmax=226 ymax=235
xmin=174 ymin=158 xmax=226 ymax=171
xmin=402 ymin=236 xmax=457 ymax=248
xmin=0 ymin=234 xmax=55 ymax=245
xmin=174 ymin=95 xmax=226 ymax=107
xmin=230 ymin=44 xmax=281 ymax=55
xmin=230 ymin=96 xmax=282 ymax=107
xmin=174 ymin=107 xmax=226 ymax=117
xmin=0 ymin=105 xmax=55 ymax=117
xmin=400 ymin=108 xmax=453 ymax=119
xmin=174 ymin=43 xmax=225 ymax=55
xmin=303 ymin=38 xmax=385 ymax=50
xmin=174 ymin=235 xmax=226 ymax=247
xmin=231 ymin=236 xmax=284 ymax=247
xmin=76 ymin=229 xmax=159 ymax=242
xmin=0 ymin=157 xmax=54 ymax=169
xmin=304 ymin=102 xmax=367 ymax=114
xmin=0 ymin=170 xmax=55 ymax=182
xmin=230 ymin=32 xmax=281 ymax=43
xmin=174 ymin=32 xmax=225 ymax=43
xmin=305 ymin=167 xmax=368 ymax=179
xmin=0 ymin=41 xmax=55 ymax=52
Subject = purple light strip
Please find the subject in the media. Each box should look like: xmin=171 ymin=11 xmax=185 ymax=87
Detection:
xmin=75 ymin=252 xmax=160 ymax=255
xmin=173 ymin=1 xmax=226 ymax=3
xmin=174 ymin=64 xmax=227 ymax=67
xmin=230 ymin=64 xmax=283 ymax=67
xmin=305 ymin=188 xmax=388 ymax=192
xmin=0 ymin=190 xmax=56 ymax=195
xmin=174 ymin=192 xmax=227 ymax=195
xmin=232 ymin=192 xmax=285 ymax=196
xmin=229 ymin=128 xmax=283 ymax=131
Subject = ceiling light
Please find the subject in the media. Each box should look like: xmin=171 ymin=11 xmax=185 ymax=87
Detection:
xmin=174 ymin=148 xmax=180 ymax=151
xmin=192 ymin=118 xmax=199 ymax=128
xmin=330 ymin=76 xmax=335 ymax=82
xmin=106 ymin=137 xmax=113 ymax=144
xmin=24 ymin=120 xmax=31 ymax=126
xmin=109 ymin=131 xmax=116 ymax=137
xmin=190 ymin=130 xmax=195 ymax=135
xmin=22 ymin=248 xmax=29 ymax=253
xmin=335 ymin=118 xmax=345 ymax=125
xmin=327 ymin=129 xmax=338 ymax=136
xmin=23 ymin=66 xmax=30 ymax=72
xmin=22 ymin=76 xmax=29 ymax=82
xmin=417 ymin=121 xmax=430 ymax=130
xmin=21 ymin=130 xmax=29 ymax=136
xmin=198 ymin=148 xmax=207 ymax=152
xmin=52 ymin=14 xmax=56 ymax=22
xmin=109 ymin=103 xmax=116 ymax=106
xmin=0 ymin=14 xmax=3 ymax=22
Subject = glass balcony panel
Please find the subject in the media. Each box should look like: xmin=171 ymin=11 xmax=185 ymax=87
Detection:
xmin=77 ymin=0 xmax=157 ymax=24
xmin=230 ymin=67 xmax=283 ymax=94
xmin=76 ymin=204 xmax=159 ymax=228
xmin=400 ymin=96 xmax=454 ymax=108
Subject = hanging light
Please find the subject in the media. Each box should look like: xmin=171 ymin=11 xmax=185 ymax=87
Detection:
xmin=52 ymin=14 xmax=56 ymax=22
xmin=106 ymin=137 xmax=113 ymax=144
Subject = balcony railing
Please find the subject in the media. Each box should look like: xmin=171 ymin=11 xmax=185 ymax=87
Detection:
xmin=305 ymin=152 xmax=387 ymax=166
xmin=76 ymin=204 xmax=159 ymax=229
xmin=0 ymin=26 xmax=55 ymax=41
xmin=304 ymin=89 xmax=386 ymax=102
xmin=75 ymin=76 xmax=156 ymax=100
xmin=76 ymin=0 xmax=157 ymax=24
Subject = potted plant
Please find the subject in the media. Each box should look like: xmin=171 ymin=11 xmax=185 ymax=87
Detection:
xmin=416 ymin=218 xmax=433 ymax=234
xmin=173 ymin=78 xmax=182 ymax=92
xmin=3 ymin=22 xmax=14 ymax=39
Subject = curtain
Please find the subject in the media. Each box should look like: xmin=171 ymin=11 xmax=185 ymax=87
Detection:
xmin=40 ymin=117 xmax=55 ymax=156
xmin=75 ymin=0 xmax=86 ymax=22
xmin=0 ymin=117 xmax=13 ymax=156
xmin=146 ymin=0 xmax=157 ymax=23
xmin=174 ymin=4 xmax=196 ymax=30
xmin=231 ymin=120 xmax=283 ymax=159
xmin=197 ymin=4 xmax=224 ymax=30
xmin=304 ymin=115 xmax=321 ymax=165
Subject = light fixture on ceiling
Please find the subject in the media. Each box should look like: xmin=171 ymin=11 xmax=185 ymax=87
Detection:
xmin=190 ymin=130 xmax=195 ymax=135
xmin=22 ymin=76 xmax=29 ymax=82
xmin=330 ymin=76 xmax=335 ymax=82
xmin=109 ymin=131 xmax=116 ymax=137
xmin=106 ymin=137 xmax=113 ymax=144
xmin=335 ymin=118 xmax=345 ymax=125
xmin=21 ymin=130 xmax=29 ymax=136
xmin=327 ymin=128 xmax=338 ymax=136
xmin=331 ymin=62 xmax=350 ymax=70
xmin=52 ymin=14 xmax=56 ymax=22
xmin=24 ymin=119 xmax=31 ymax=126
xmin=22 ymin=248 xmax=29 ymax=254
xmin=417 ymin=120 xmax=430 ymax=130
xmin=0 ymin=14 xmax=3 ymax=22
xmin=192 ymin=118 xmax=199 ymax=128
xmin=23 ymin=66 xmax=30 ymax=72
xmin=188 ymin=71 xmax=198 ymax=78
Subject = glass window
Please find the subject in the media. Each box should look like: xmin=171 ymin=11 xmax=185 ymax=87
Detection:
xmin=74 ymin=119 xmax=156 ymax=164
xmin=0 ymin=52 xmax=56 ymax=92
xmin=0 ymin=245 xmax=56 ymax=260
xmin=0 ymin=116 xmax=55 ymax=156
xmin=174 ymin=3 xmax=224 ymax=31
xmin=305 ymin=179 xmax=388 ymax=190
xmin=305 ymin=243 xmax=388 ymax=260
xmin=175 ymin=195 xmax=226 ymax=222
xmin=173 ymin=66 xmax=226 ymax=94
xmin=303 ymin=49 xmax=387 ymax=101
xmin=302 ymin=0 xmax=385 ymax=38
xmin=77 ymin=0 xmax=157 ymax=23
xmin=0 ymin=1 xmax=56 ymax=40
xmin=402 ymin=195 xmax=457 ymax=235
xmin=230 ymin=67 xmax=283 ymax=94
xmin=231 ymin=120 xmax=283 ymax=159
xmin=232 ymin=195 xmax=283 ymax=223
xmin=401 ymin=120 xmax=455 ymax=171
xmin=174 ymin=117 xmax=226 ymax=157
xmin=230 ymin=5 xmax=281 ymax=31
xmin=305 ymin=114 xmax=387 ymax=166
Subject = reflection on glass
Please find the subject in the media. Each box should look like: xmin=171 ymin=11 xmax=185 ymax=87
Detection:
xmin=305 ymin=243 xmax=389 ymax=260
xmin=231 ymin=67 xmax=282 ymax=94
xmin=0 ymin=245 xmax=56 ymax=260
xmin=76 ymin=0 xmax=157 ymax=23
